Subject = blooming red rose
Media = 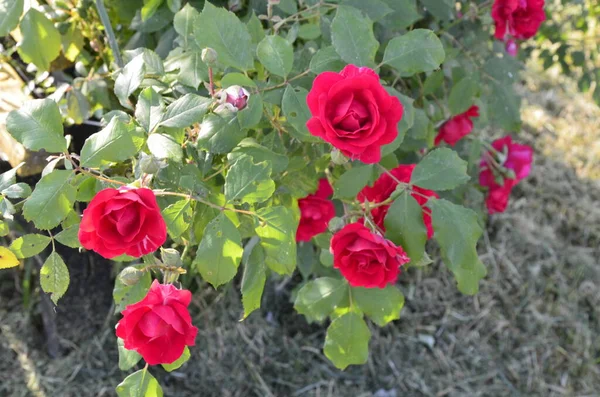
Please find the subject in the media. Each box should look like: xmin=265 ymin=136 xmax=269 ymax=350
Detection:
xmin=479 ymin=136 xmax=533 ymax=213
xmin=297 ymin=179 xmax=335 ymax=242
xmin=358 ymin=165 xmax=438 ymax=239
xmin=116 ymin=280 xmax=198 ymax=365
xmin=435 ymin=106 xmax=480 ymax=146
xmin=492 ymin=0 xmax=546 ymax=40
xmin=306 ymin=64 xmax=403 ymax=164
xmin=330 ymin=223 xmax=409 ymax=288
xmin=79 ymin=187 xmax=167 ymax=259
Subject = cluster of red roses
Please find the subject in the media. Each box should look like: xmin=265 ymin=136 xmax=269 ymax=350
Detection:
xmin=491 ymin=0 xmax=546 ymax=57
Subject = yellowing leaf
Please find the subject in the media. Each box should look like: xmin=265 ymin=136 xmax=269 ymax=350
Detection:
xmin=0 ymin=246 xmax=19 ymax=269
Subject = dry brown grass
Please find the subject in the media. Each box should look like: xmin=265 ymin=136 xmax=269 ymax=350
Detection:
xmin=1 ymin=66 xmax=599 ymax=397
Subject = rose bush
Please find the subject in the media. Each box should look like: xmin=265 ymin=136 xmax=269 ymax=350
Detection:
xmin=0 ymin=0 xmax=546 ymax=392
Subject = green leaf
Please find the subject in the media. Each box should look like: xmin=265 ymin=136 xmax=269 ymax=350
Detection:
xmin=411 ymin=148 xmax=469 ymax=190
xmin=449 ymin=77 xmax=478 ymax=116
xmin=333 ymin=164 xmax=373 ymax=199
xmin=0 ymin=0 xmax=23 ymax=36
xmin=165 ymin=52 xmax=207 ymax=89
xmin=54 ymin=224 xmax=82 ymax=249
xmin=80 ymin=118 xmax=146 ymax=168
xmin=173 ymin=3 xmax=199 ymax=49
xmin=9 ymin=234 xmax=51 ymax=259
xmin=147 ymin=133 xmax=183 ymax=162
xmin=228 ymin=138 xmax=288 ymax=174
xmin=161 ymin=199 xmax=192 ymax=239
xmin=6 ymin=99 xmax=66 ymax=153
xmin=298 ymin=23 xmax=321 ymax=40
xmin=324 ymin=312 xmax=370 ymax=370
xmin=294 ymin=277 xmax=347 ymax=322
xmin=2 ymin=183 xmax=31 ymax=199
xmin=225 ymin=155 xmax=275 ymax=205
xmin=257 ymin=35 xmax=293 ymax=78
xmin=0 ymin=220 xmax=9 ymax=237
xmin=23 ymin=170 xmax=76 ymax=230
xmin=0 ymin=164 xmax=22 ymax=192
xmin=429 ymin=199 xmax=487 ymax=295
xmin=116 ymin=369 xmax=163 ymax=397
xmin=117 ymin=338 xmax=142 ymax=371
xmin=159 ymin=94 xmax=211 ymax=129
xmin=423 ymin=70 xmax=444 ymax=96
xmin=167 ymin=0 xmax=181 ymax=12
xmin=254 ymin=206 xmax=297 ymax=275
xmin=420 ymin=0 xmax=454 ymax=20
xmin=221 ymin=72 xmax=257 ymax=88
xmin=135 ymin=88 xmax=164 ymax=133
xmin=486 ymin=80 xmax=521 ymax=131
xmin=382 ymin=29 xmax=445 ymax=76
xmin=352 ymin=285 xmax=404 ymax=327
xmin=237 ymin=94 xmax=264 ymax=129
xmin=162 ymin=347 xmax=190 ymax=372
xmin=195 ymin=213 xmax=243 ymax=288
xmin=66 ymin=89 xmax=90 ymax=124
xmin=384 ymin=190 xmax=427 ymax=263
xmin=331 ymin=5 xmax=379 ymax=67
xmin=114 ymin=54 xmax=146 ymax=109
xmin=380 ymin=0 xmax=421 ymax=30
xmin=282 ymin=86 xmax=320 ymax=142
xmin=309 ymin=46 xmax=345 ymax=74
xmin=197 ymin=113 xmax=246 ymax=154
xmin=113 ymin=264 xmax=152 ymax=313
xmin=241 ymin=241 xmax=266 ymax=319
xmin=142 ymin=0 xmax=163 ymax=21
xmin=17 ymin=9 xmax=61 ymax=71
xmin=340 ymin=0 xmax=393 ymax=21
xmin=194 ymin=2 xmax=253 ymax=71
xmin=40 ymin=252 xmax=69 ymax=305
xmin=247 ymin=11 xmax=265 ymax=44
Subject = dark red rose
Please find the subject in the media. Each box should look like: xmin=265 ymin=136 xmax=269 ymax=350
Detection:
xmin=492 ymin=0 xmax=546 ymax=40
xmin=116 ymin=280 xmax=198 ymax=365
xmin=358 ymin=165 xmax=438 ymax=239
xmin=330 ymin=223 xmax=409 ymax=288
xmin=79 ymin=187 xmax=167 ymax=259
xmin=306 ymin=64 xmax=403 ymax=164
xmin=435 ymin=106 xmax=479 ymax=146
xmin=479 ymin=136 xmax=533 ymax=214
xmin=297 ymin=179 xmax=335 ymax=242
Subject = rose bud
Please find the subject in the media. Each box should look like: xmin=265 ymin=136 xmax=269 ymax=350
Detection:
xmin=215 ymin=85 xmax=250 ymax=114
xmin=201 ymin=47 xmax=218 ymax=66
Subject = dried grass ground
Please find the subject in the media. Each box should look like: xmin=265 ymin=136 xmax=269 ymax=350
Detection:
xmin=1 ymin=65 xmax=599 ymax=397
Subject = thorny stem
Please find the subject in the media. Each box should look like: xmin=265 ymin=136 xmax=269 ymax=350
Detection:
xmin=94 ymin=0 xmax=124 ymax=69
xmin=208 ymin=67 xmax=215 ymax=97
xmin=77 ymin=167 xmax=127 ymax=186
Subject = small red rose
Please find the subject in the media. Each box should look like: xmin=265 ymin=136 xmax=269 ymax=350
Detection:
xmin=331 ymin=223 xmax=409 ymax=288
xmin=492 ymin=0 xmax=546 ymax=40
xmin=435 ymin=106 xmax=480 ymax=146
xmin=116 ymin=280 xmax=198 ymax=365
xmin=479 ymin=136 xmax=533 ymax=214
xmin=306 ymin=64 xmax=403 ymax=164
xmin=79 ymin=187 xmax=167 ymax=259
xmin=358 ymin=165 xmax=438 ymax=239
xmin=297 ymin=179 xmax=335 ymax=242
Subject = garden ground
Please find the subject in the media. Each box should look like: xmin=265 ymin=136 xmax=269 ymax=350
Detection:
xmin=0 ymin=62 xmax=599 ymax=397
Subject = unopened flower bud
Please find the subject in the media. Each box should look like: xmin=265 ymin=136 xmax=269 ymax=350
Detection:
xmin=119 ymin=267 xmax=144 ymax=286
xmin=328 ymin=217 xmax=345 ymax=233
xmin=505 ymin=39 xmax=518 ymax=57
xmin=160 ymin=248 xmax=182 ymax=267
xmin=201 ymin=47 xmax=218 ymax=66
xmin=215 ymin=85 xmax=249 ymax=114
xmin=330 ymin=148 xmax=348 ymax=165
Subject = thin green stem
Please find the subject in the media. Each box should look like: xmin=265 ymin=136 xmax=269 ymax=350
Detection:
xmin=95 ymin=0 xmax=124 ymax=68
xmin=153 ymin=191 xmax=263 ymax=220
xmin=258 ymin=69 xmax=311 ymax=93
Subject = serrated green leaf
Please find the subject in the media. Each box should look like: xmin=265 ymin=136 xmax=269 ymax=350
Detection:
xmin=257 ymin=35 xmax=293 ymax=78
xmin=66 ymin=89 xmax=90 ymax=124
xmin=309 ymin=46 xmax=345 ymax=74
xmin=237 ymin=94 xmax=263 ymax=129
xmin=241 ymin=242 xmax=266 ymax=319
xmin=195 ymin=213 xmax=243 ymax=288
xmin=333 ymin=164 xmax=373 ymax=199
xmin=80 ymin=118 xmax=146 ymax=168
xmin=324 ymin=312 xmax=370 ymax=370
xmin=384 ymin=190 xmax=427 ymax=263
xmin=220 ymin=73 xmax=257 ymax=88
xmin=117 ymin=337 xmax=142 ymax=371
xmin=331 ymin=6 xmax=379 ymax=67
xmin=486 ymin=80 xmax=521 ymax=131
xmin=6 ymin=99 xmax=66 ymax=153
xmin=197 ymin=113 xmax=246 ymax=154
xmin=341 ymin=0 xmax=393 ymax=21
xmin=9 ymin=234 xmax=51 ymax=259
xmin=254 ymin=206 xmax=297 ymax=275
xmin=113 ymin=264 xmax=152 ymax=313
xmin=0 ymin=0 xmax=23 ymax=36
xmin=298 ymin=23 xmax=321 ymax=40
xmin=449 ymin=77 xmax=478 ymax=116
xmin=40 ymin=252 xmax=69 ymax=305
xmin=0 ymin=164 xmax=22 ymax=192
xmin=23 ymin=170 xmax=76 ymax=230
xmin=247 ymin=11 xmax=265 ymax=44
xmin=194 ymin=2 xmax=253 ymax=71
xmin=411 ymin=148 xmax=469 ymax=190
xmin=173 ymin=3 xmax=199 ymax=49
xmin=115 ymin=54 xmax=146 ymax=109
xmin=295 ymin=277 xmax=347 ymax=322
xmin=225 ymin=156 xmax=275 ymax=205
xmin=147 ymin=133 xmax=183 ymax=162
xmin=135 ymin=88 xmax=164 ymax=133
xmin=228 ymin=138 xmax=288 ymax=174
xmin=282 ymin=86 xmax=320 ymax=142
xmin=164 ymin=51 xmax=208 ymax=89
xmin=116 ymin=369 xmax=163 ymax=397
xmin=2 ymin=183 xmax=31 ymax=199
xmin=429 ymin=199 xmax=487 ymax=295
xmin=161 ymin=199 xmax=192 ymax=239
xmin=17 ymin=9 xmax=61 ymax=71
xmin=420 ymin=0 xmax=454 ymax=20
xmin=54 ymin=224 xmax=82 ymax=249
xmin=383 ymin=29 xmax=445 ymax=76
xmin=379 ymin=0 xmax=421 ymax=30
xmin=162 ymin=347 xmax=190 ymax=372
xmin=352 ymin=285 xmax=404 ymax=326
xmin=159 ymin=93 xmax=211 ymax=129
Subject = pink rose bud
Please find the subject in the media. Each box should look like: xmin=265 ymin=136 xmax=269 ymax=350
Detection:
xmin=224 ymin=85 xmax=249 ymax=111
xmin=506 ymin=39 xmax=518 ymax=57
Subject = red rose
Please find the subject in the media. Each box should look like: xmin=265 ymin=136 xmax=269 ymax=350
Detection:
xmin=358 ymin=165 xmax=438 ymax=239
xmin=297 ymin=179 xmax=335 ymax=242
xmin=330 ymin=223 xmax=409 ymax=288
xmin=492 ymin=0 xmax=546 ymax=40
xmin=79 ymin=187 xmax=167 ymax=259
xmin=479 ymin=136 xmax=533 ymax=214
xmin=306 ymin=64 xmax=403 ymax=164
xmin=116 ymin=280 xmax=198 ymax=365
xmin=435 ymin=106 xmax=479 ymax=146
